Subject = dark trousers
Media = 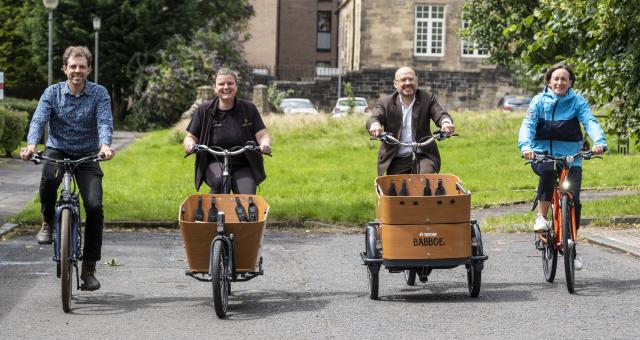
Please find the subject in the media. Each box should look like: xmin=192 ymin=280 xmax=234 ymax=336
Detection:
xmin=40 ymin=148 xmax=104 ymax=262
xmin=387 ymin=154 xmax=437 ymax=174
xmin=531 ymin=163 xmax=583 ymax=228
xmin=205 ymin=162 xmax=256 ymax=194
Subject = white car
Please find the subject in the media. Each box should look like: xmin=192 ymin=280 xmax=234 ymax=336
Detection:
xmin=279 ymin=98 xmax=319 ymax=115
xmin=331 ymin=97 xmax=370 ymax=116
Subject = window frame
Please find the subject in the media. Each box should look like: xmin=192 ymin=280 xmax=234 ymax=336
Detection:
xmin=461 ymin=19 xmax=489 ymax=58
xmin=316 ymin=10 xmax=332 ymax=52
xmin=414 ymin=4 xmax=446 ymax=57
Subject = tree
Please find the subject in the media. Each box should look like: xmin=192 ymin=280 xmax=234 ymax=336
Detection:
xmin=462 ymin=0 xmax=640 ymax=143
xmin=127 ymin=23 xmax=252 ymax=131
xmin=0 ymin=0 xmax=41 ymax=97
xmin=12 ymin=0 xmax=253 ymax=122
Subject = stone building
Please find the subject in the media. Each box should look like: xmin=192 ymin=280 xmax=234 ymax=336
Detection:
xmin=336 ymin=0 xmax=517 ymax=109
xmin=244 ymin=0 xmax=339 ymax=80
xmin=244 ymin=0 xmax=520 ymax=110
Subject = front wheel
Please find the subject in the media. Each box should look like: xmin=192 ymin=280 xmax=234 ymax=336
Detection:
xmin=542 ymin=228 xmax=558 ymax=283
xmin=562 ymin=195 xmax=576 ymax=294
xmin=367 ymin=265 xmax=379 ymax=300
xmin=60 ymin=209 xmax=72 ymax=313
xmin=210 ymin=240 xmax=230 ymax=318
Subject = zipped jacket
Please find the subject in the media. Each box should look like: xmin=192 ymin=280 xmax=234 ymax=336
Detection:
xmin=518 ymin=87 xmax=607 ymax=167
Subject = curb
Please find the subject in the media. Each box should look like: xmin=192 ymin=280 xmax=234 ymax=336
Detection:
xmin=582 ymin=234 xmax=640 ymax=258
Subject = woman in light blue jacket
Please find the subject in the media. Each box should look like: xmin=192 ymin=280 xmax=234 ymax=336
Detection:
xmin=518 ymin=63 xmax=607 ymax=268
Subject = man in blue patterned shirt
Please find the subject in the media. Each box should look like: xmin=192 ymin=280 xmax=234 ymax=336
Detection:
xmin=20 ymin=46 xmax=114 ymax=291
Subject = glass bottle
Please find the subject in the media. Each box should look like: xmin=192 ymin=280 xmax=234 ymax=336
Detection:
xmin=423 ymin=179 xmax=432 ymax=196
xmin=194 ymin=196 xmax=204 ymax=222
xmin=435 ymin=179 xmax=446 ymax=196
xmin=399 ymin=180 xmax=408 ymax=196
xmin=235 ymin=197 xmax=248 ymax=222
xmin=207 ymin=197 xmax=218 ymax=222
xmin=247 ymin=197 xmax=258 ymax=222
xmin=388 ymin=180 xmax=397 ymax=196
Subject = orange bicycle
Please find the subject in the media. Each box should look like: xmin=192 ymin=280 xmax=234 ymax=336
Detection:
xmin=530 ymin=151 xmax=601 ymax=293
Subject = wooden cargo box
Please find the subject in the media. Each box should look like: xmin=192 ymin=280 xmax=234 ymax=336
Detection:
xmin=178 ymin=194 xmax=269 ymax=273
xmin=375 ymin=174 xmax=471 ymax=225
xmin=381 ymin=223 xmax=472 ymax=260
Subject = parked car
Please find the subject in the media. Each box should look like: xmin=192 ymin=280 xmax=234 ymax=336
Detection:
xmin=331 ymin=97 xmax=370 ymax=116
xmin=279 ymin=98 xmax=319 ymax=115
xmin=498 ymin=95 xmax=532 ymax=112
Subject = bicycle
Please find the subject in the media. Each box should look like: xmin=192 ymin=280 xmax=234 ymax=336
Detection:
xmin=529 ymin=150 xmax=601 ymax=293
xmin=362 ymin=131 xmax=487 ymax=299
xmin=30 ymin=152 xmax=103 ymax=312
xmin=181 ymin=142 xmax=270 ymax=318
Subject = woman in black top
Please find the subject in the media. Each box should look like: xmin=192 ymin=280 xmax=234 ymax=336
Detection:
xmin=183 ymin=68 xmax=272 ymax=193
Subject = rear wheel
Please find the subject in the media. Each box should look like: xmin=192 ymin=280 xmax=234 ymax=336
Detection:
xmin=403 ymin=270 xmax=416 ymax=286
xmin=210 ymin=240 xmax=229 ymax=318
xmin=562 ymin=195 xmax=576 ymax=294
xmin=60 ymin=209 xmax=72 ymax=313
xmin=467 ymin=221 xmax=483 ymax=297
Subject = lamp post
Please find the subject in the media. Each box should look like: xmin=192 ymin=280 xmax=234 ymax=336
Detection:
xmin=42 ymin=0 xmax=59 ymax=145
xmin=43 ymin=0 xmax=59 ymax=86
xmin=93 ymin=16 xmax=100 ymax=84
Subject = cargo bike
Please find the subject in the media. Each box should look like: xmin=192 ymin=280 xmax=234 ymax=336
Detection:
xmin=361 ymin=132 xmax=488 ymax=299
xmin=179 ymin=143 xmax=270 ymax=318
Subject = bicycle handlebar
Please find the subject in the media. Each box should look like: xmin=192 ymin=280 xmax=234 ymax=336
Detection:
xmin=525 ymin=150 xmax=604 ymax=167
xmin=372 ymin=130 xmax=457 ymax=148
xmin=30 ymin=153 xmax=103 ymax=166
xmin=185 ymin=142 xmax=270 ymax=158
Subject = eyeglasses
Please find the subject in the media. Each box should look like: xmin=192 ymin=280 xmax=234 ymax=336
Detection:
xmin=394 ymin=77 xmax=416 ymax=84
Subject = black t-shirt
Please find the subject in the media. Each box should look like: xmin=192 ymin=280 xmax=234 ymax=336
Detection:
xmin=187 ymin=99 xmax=267 ymax=168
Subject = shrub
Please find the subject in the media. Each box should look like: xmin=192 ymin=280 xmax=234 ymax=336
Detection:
xmin=128 ymin=26 xmax=251 ymax=131
xmin=0 ymin=106 xmax=28 ymax=157
xmin=266 ymin=84 xmax=294 ymax=113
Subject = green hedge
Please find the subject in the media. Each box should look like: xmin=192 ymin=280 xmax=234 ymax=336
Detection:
xmin=0 ymin=106 xmax=29 ymax=157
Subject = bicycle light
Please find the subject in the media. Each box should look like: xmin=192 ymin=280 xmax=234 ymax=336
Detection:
xmin=562 ymin=179 xmax=571 ymax=191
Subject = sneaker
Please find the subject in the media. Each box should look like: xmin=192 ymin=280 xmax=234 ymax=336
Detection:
xmin=533 ymin=214 xmax=549 ymax=232
xmin=574 ymin=258 xmax=584 ymax=270
xmin=36 ymin=221 xmax=53 ymax=244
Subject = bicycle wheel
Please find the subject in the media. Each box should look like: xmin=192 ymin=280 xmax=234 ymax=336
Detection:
xmin=467 ymin=263 xmax=482 ymax=297
xmin=210 ymin=240 xmax=229 ymax=318
xmin=542 ymin=228 xmax=558 ymax=283
xmin=60 ymin=209 xmax=72 ymax=313
xmin=367 ymin=265 xmax=379 ymax=300
xmin=403 ymin=270 xmax=416 ymax=286
xmin=561 ymin=195 xmax=576 ymax=294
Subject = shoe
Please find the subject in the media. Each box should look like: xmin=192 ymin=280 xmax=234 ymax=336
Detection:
xmin=81 ymin=261 xmax=101 ymax=291
xmin=533 ymin=214 xmax=549 ymax=232
xmin=36 ymin=221 xmax=53 ymax=244
xmin=574 ymin=258 xmax=584 ymax=271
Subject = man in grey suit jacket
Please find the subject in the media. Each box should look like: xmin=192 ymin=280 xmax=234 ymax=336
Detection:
xmin=366 ymin=66 xmax=455 ymax=176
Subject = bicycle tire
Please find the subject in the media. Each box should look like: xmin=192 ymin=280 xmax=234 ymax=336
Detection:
xmin=60 ymin=209 xmax=72 ymax=313
xmin=404 ymin=270 xmax=417 ymax=286
xmin=562 ymin=195 xmax=576 ymax=293
xmin=210 ymin=240 xmax=229 ymax=318
xmin=542 ymin=225 xmax=558 ymax=283
xmin=368 ymin=265 xmax=379 ymax=300
xmin=467 ymin=263 xmax=482 ymax=297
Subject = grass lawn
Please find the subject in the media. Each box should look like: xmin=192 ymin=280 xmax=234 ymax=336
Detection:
xmin=11 ymin=110 xmax=640 ymax=227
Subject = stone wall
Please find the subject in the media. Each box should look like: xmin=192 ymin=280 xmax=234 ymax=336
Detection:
xmin=261 ymin=67 xmax=519 ymax=113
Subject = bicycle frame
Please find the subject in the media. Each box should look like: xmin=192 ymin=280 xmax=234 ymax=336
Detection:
xmin=546 ymin=166 xmax=577 ymax=252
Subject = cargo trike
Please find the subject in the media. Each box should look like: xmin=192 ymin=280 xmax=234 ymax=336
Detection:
xmin=361 ymin=132 xmax=488 ymax=299
xmin=179 ymin=143 xmax=270 ymax=318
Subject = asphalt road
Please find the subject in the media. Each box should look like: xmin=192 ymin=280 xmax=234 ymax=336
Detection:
xmin=1 ymin=230 xmax=639 ymax=339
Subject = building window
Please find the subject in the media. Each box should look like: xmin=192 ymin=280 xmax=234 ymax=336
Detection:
xmin=317 ymin=11 xmax=332 ymax=52
xmin=414 ymin=5 xmax=445 ymax=57
xmin=461 ymin=20 xmax=489 ymax=57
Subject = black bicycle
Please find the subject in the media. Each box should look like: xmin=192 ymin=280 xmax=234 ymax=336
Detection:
xmin=31 ymin=152 xmax=102 ymax=312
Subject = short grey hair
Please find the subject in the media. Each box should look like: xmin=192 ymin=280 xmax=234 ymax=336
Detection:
xmin=215 ymin=68 xmax=239 ymax=83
